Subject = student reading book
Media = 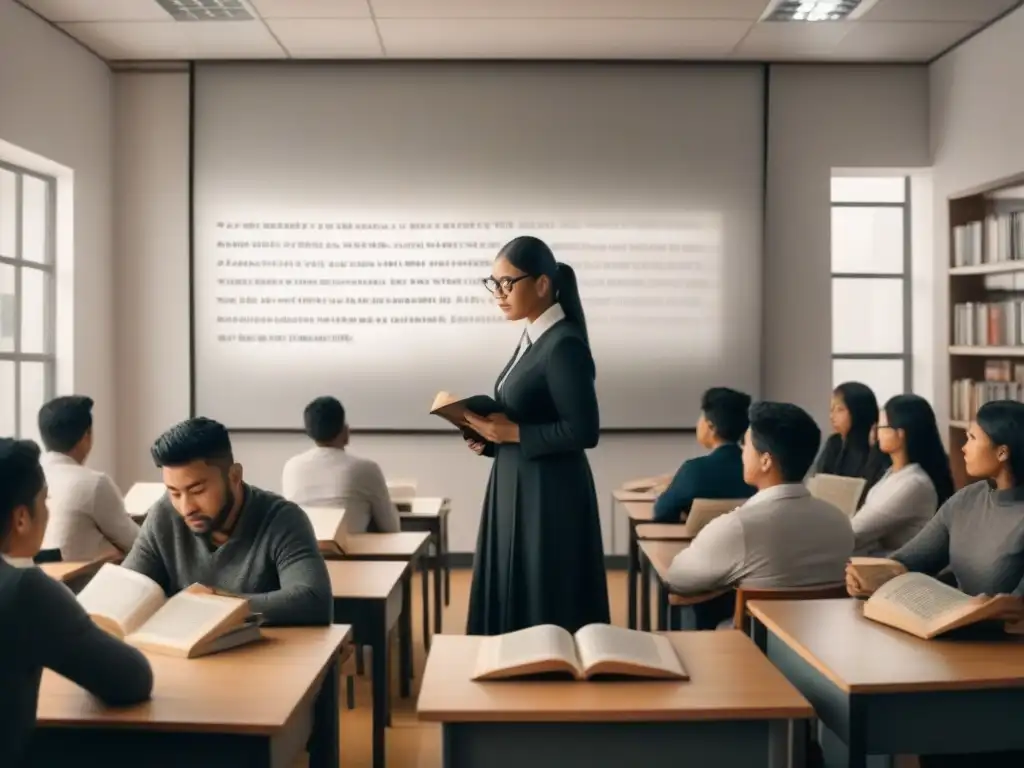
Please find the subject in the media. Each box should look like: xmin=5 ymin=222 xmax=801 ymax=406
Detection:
xmin=860 ymin=569 xmax=1023 ymax=639
xmin=300 ymin=506 xmax=347 ymax=555
xmin=77 ymin=563 xmax=261 ymax=657
xmin=472 ymin=623 xmax=687 ymax=681
xmin=430 ymin=391 xmax=503 ymax=443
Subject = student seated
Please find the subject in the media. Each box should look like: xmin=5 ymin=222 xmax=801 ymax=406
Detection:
xmin=652 ymin=387 xmax=755 ymax=523
xmin=668 ymin=401 xmax=854 ymax=629
xmin=0 ymin=438 xmax=152 ymax=768
xmin=811 ymin=381 xmax=891 ymax=507
xmin=851 ymin=394 xmax=953 ymax=556
xmin=848 ymin=399 xmax=1024 ymax=601
xmin=122 ymin=418 xmax=332 ymax=626
xmin=37 ymin=395 xmax=140 ymax=561
xmin=282 ymin=396 xmax=399 ymax=533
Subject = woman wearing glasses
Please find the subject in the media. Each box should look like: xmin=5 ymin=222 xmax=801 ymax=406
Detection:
xmin=462 ymin=235 xmax=610 ymax=636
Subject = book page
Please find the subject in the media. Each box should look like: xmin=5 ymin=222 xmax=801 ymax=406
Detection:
xmin=76 ymin=563 xmax=166 ymax=637
xmin=128 ymin=592 xmax=245 ymax=651
xmin=575 ymin=624 xmax=686 ymax=679
xmin=871 ymin=573 xmax=975 ymax=619
xmin=430 ymin=391 xmax=460 ymax=413
xmin=807 ymin=474 xmax=866 ymax=517
xmin=472 ymin=624 xmax=581 ymax=680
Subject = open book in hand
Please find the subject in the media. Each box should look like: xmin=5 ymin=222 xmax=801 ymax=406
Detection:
xmin=472 ymin=623 xmax=688 ymax=681
xmin=806 ymin=474 xmax=867 ymax=517
xmin=430 ymin=391 xmax=503 ymax=442
xmin=862 ymin=571 xmax=1023 ymax=639
xmin=300 ymin=506 xmax=348 ymax=556
xmin=76 ymin=563 xmax=262 ymax=658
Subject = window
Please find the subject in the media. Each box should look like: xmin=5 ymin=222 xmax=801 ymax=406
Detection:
xmin=830 ymin=176 xmax=910 ymax=406
xmin=0 ymin=162 xmax=56 ymax=444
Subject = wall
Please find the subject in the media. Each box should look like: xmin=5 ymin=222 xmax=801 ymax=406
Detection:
xmin=764 ymin=65 xmax=930 ymax=428
xmin=115 ymin=63 xmax=931 ymax=555
xmin=929 ymin=5 xmax=1024 ymax=425
xmin=0 ymin=1 xmax=115 ymax=472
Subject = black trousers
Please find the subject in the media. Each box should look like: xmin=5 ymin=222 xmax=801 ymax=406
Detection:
xmin=692 ymin=591 xmax=737 ymax=630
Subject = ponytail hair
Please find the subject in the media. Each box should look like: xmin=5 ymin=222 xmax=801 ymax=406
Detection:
xmin=498 ymin=235 xmax=589 ymax=344
xmin=555 ymin=262 xmax=589 ymax=346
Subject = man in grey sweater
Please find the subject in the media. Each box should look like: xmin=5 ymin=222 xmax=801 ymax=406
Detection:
xmin=123 ymin=418 xmax=332 ymax=626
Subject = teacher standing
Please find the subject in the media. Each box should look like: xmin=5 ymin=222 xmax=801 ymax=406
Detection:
xmin=463 ymin=235 xmax=611 ymax=636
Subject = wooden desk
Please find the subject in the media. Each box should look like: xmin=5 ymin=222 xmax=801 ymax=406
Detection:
xmin=417 ymin=632 xmax=812 ymax=768
xmin=327 ymin=561 xmax=406 ymax=768
xmin=637 ymin=539 xmax=689 ymax=631
xmin=748 ymin=598 xmax=1024 ymax=767
xmin=33 ymin=625 xmax=350 ymax=768
xmin=636 ymin=523 xmax=691 ymax=541
xmin=397 ymin=496 xmax=450 ymax=636
xmin=39 ymin=551 xmax=122 ymax=593
xmin=610 ymin=487 xmax=656 ymax=560
xmin=621 ymin=499 xmax=655 ymax=630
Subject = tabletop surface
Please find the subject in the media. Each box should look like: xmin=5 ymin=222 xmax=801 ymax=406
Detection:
xmin=417 ymin=631 xmax=812 ymax=722
xmin=343 ymin=531 xmax=431 ymax=557
xmin=638 ymin=539 xmax=689 ymax=581
xmin=748 ymin=598 xmax=1024 ymax=694
xmin=397 ymin=497 xmax=449 ymax=516
xmin=326 ymin=559 xmax=407 ymax=599
xmin=38 ymin=625 xmax=352 ymax=733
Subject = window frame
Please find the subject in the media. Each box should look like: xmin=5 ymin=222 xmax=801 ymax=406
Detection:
xmin=830 ymin=176 xmax=912 ymax=396
xmin=0 ymin=158 xmax=57 ymax=437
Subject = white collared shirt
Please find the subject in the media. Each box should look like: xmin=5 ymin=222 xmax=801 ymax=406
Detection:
xmin=497 ymin=302 xmax=566 ymax=390
xmin=1 ymin=555 xmax=34 ymax=568
xmin=39 ymin=452 xmax=140 ymax=561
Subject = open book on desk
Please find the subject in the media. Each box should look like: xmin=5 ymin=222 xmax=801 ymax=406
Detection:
xmin=472 ymin=623 xmax=688 ymax=681
xmin=76 ymin=563 xmax=262 ymax=658
xmin=300 ymin=506 xmax=348 ymax=556
xmin=430 ymin=391 xmax=503 ymax=442
xmin=807 ymin=474 xmax=866 ymax=517
xmin=862 ymin=571 xmax=1022 ymax=639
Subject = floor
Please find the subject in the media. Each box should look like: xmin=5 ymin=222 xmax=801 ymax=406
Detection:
xmin=317 ymin=568 xmax=917 ymax=768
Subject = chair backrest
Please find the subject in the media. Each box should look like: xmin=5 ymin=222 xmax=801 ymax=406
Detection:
xmin=684 ymin=498 xmax=745 ymax=537
xmin=806 ymin=474 xmax=866 ymax=517
xmin=733 ymin=582 xmax=849 ymax=630
xmin=386 ymin=481 xmax=418 ymax=502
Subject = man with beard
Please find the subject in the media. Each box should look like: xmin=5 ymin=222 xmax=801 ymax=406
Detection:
xmin=121 ymin=418 xmax=332 ymax=626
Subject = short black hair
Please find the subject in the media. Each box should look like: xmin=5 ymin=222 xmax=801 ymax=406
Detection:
xmin=38 ymin=395 xmax=94 ymax=453
xmin=303 ymin=397 xmax=346 ymax=443
xmin=976 ymin=400 xmax=1024 ymax=487
xmin=0 ymin=438 xmax=44 ymax=540
xmin=748 ymin=401 xmax=822 ymax=482
xmin=151 ymin=417 xmax=234 ymax=468
xmin=701 ymin=387 xmax=752 ymax=443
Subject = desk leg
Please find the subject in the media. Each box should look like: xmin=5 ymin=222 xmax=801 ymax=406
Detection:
xmin=400 ymin=568 xmax=413 ymax=698
xmin=640 ymin=550 xmax=651 ymax=632
xmin=420 ymin=554 xmax=431 ymax=652
xmin=308 ymin=657 xmax=341 ymax=768
xmin=432 ymin=524 xmax=443 ymax=636
xmin=627 ymin=521 xmax=638 ymax=630
xmin=369 ymin=605 xmax=389 ymax=768
xmin=657 ymin=581 xmax=669 ymax=630
xmin=442 ymin=513 xmax=451 ymax=607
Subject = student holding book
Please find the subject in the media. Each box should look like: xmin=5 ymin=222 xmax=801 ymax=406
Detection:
xmin=122 ymin=418 xmax=333 ymax=626
xmin=667 ymin=401 xmax=854 ymax=629
xmin=0 ymin=438 xmax=153 ymax=768
xmin=652 ymin=387 xmax=755 ymax=523
xmin=851 ymin=394 xmax=954 ymax=556
xmin=461 ymin=235 xmax=610 ymax=636
xmin=811 ymin=381 xmax=890 ymax=506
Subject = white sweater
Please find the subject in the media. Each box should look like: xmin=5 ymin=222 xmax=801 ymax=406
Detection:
xmin=851 ymin=464 xmax=938 ymax=556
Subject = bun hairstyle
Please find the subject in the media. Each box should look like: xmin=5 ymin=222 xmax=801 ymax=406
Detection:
xmin=498 ymin=236 xmax=589 ymax=345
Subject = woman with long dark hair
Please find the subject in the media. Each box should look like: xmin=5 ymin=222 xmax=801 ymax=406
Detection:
xmin=851 ymin=394 xmax=953 ymax=555
xmin=462 ymin=236 xmax=610 ymax=635
xmin=812 ymin=381 xmax=890 ymax=504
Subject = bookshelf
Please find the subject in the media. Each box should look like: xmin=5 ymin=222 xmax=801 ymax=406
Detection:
xmin=948 ymin=173 xmax=1024 ymax=488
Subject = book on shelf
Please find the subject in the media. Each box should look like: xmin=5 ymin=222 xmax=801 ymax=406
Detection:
xmin=807 ymin=474 xmax=866 ymax=517
xmin=429 ymin=391 xmax=503 ymax=442
xmin=951 ymin=366 xmax=1024 ymax=423
xmin=952 ymin=300 xmax=1024 ymax=347
xmin=76 ymin=563 xmax=262 ymax=658
xmin=472 ymin=623 xmax=688 ymax=681
xmin=300 ymin=506 xmax=348 ymax=555
xmin=952 ymin=212 xmax=1024 ymax=268
xmin=859 ymin=567 xmax=1021 ymax=640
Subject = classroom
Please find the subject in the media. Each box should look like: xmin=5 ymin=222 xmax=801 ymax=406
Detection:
xmin=2 ymin=0 xmax=1024 ymax=767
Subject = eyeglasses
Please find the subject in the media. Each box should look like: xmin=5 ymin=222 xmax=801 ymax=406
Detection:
xmin=482 ymin=275 xmax=531 ymax=296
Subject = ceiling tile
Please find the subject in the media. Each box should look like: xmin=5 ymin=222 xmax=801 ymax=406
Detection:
xmin=18 ymin=0 xmax=172 ymax=22
xmin=831 ymin=20 xmax=982 ymax=60
xmin=733 ymin=20 xmax=854 ymax=58
xmin=860 ymin=0 xmax=1019 ymax=23
xmin=369 ymin=0 xmax=772 ymax=19
xmin=267 ymin=18 xmax=382 ymax=56
xmin=58 ymin=20 xmax=286 ymax=60
xmin=377 ymin=18 xmax=754 ymax=58
xmin=250 ymin=0 xmax=371 ymax=18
